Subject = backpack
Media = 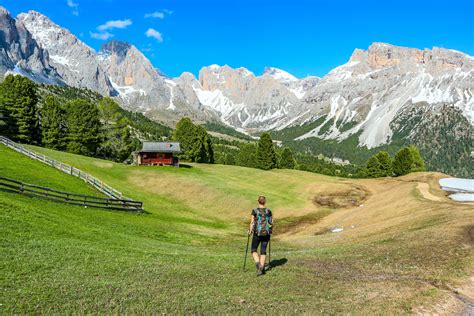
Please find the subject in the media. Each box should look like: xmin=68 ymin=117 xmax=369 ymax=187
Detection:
xmin=254 ymin=208 xmax=272 ymax=236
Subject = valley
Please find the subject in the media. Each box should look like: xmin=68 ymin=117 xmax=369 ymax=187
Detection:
xmin=1 ymin=144 xmax=473 ymax=313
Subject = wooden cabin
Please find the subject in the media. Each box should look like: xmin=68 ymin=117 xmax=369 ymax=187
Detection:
xmin=136 ymin=142 xmax=181 ymax=167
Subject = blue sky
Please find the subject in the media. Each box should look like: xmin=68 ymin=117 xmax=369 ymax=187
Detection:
xmin=3 ymin=0 xmax=474 ymax=78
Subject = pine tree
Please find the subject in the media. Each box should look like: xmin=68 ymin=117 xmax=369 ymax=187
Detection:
xmin=0 ymin=75 xmax=40 ymax=143
xmin=237 ymin=143 xmax=257 ymax=168
xmin=225 ymin=153 xmax=236 ymax=165
xmin=193 ymin=125 xmax=215 ymax=163
xmin=375 ymin=151 xmax=393 ymax=177
xmin=65 ymin=99 xmax=102 ymax=156
xmin=366 ymin=155 xmax=383 ymax=178
xmin=173 ymin=117 xmax=198 ymax=161
xmin=97 ymin=98 xmax=134 ymax=161
xmin=408 ymin=145 xmax=426 ymax=172
xmin=41 ymin=95 xmax=66 ymax=150
xmin=280 ymin=147 xmax=296 ymax=169
xmin=393 ymin=147 xmax=413 ymax=176
xmin=256 ymin=133 xmax=277 ymax=170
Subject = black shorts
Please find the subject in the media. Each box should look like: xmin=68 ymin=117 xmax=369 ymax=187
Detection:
xmin=251 ymin=234 xmax=270 ymax=255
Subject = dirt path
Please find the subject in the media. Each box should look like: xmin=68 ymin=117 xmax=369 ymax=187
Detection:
xmin=416 ymin=182 xmax=443 ymax=202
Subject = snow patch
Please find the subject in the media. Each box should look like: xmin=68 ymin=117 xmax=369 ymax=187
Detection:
xmin=110 ymin=79 xmax=147 ymax=98
xmin=264 ymin=67 xmax=298 ymax=83
xmin=289 ymin=86 xmax=306 ymax=99
xmin=50 ymin=55 xmax=72 ymax=67
xmin=165 ymin=79 xmax=176 ymax=110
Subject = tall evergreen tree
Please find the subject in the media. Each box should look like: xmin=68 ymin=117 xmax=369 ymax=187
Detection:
xmin=408 ymin=145 xmax=426 ymax=172
xmin=65 ymin=99 xmax=102 ymax=156
xmin=280 ymin=147 xmax=296 ymax=169
xmin=173 ymin=118 xmax=214 ymax=163
xmin=97 ymin=98 xmax=134 ymax=162
xmin=375 ymin=151 xmax=393 ymax=177
xmin=256 ymin=133 xmax=277 ymax=170
xmin=41 ymin=95 xmax=66 ymax=150
xmin=366 ymin=155 xmax=383 ymax=178
xmin=393 ymin=147 xmax=413 ymax=176
xmin=237 ymin=143 xmax=257 ymax=168
xmin=173 ymin=117 xmax=198 ymax=161
xmin=225 ymin=153 xmax=236 ymax=165
xmin=0 ymin=75 xmax=40 ymax=143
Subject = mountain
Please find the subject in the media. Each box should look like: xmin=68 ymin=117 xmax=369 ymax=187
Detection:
xmin=0 ymin=7 xmax=59 ymax=84
xmin=0 ymin=6 xmax=472 ymax=176
xmin=292 ymin=42 xmax=474 ymax=148
xmin=17 ymin=10 xmax=115 ymax=95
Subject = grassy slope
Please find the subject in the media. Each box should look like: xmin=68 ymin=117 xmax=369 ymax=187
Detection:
xmin=0 ymin=144 xmax=473 ymax=314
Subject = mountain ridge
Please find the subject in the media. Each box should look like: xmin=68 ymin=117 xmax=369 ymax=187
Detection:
xmin=0 ymin=6 xmax=472 ymax=176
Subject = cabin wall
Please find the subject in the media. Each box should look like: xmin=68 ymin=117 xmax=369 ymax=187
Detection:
xmin=138 ymin=152 xmax=177 ymax=166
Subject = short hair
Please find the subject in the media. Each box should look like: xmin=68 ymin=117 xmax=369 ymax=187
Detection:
xmin=258 ymin=196 xmax=266 ymax=205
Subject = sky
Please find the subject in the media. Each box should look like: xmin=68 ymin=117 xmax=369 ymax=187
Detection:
xmin=3 ymin=0 xmax=474 ymax=78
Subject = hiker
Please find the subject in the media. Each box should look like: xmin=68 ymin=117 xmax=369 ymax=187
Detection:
xmin=248 ymin=195 xmax=273 ymax=276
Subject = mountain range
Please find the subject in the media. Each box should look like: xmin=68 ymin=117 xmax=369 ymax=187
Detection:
xmin=0 ymin=6 xmax=472 ymax=176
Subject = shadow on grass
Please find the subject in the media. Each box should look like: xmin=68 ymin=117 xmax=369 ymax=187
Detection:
xmin=268 ymin=258 xmax=288 ymax=270
xmin=178 ymin=164 xmax=193 ymax=169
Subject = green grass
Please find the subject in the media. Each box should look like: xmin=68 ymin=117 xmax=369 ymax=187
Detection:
xmin=1 ymin=144 xmax=473 ymax=314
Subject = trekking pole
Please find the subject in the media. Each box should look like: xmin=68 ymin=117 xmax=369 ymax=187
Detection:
xmin=268 ymin=239 xmax=272 ymax=270
xmin=242 ymin=231 xmax=251 ymax=272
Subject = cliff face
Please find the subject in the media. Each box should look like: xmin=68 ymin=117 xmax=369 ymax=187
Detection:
xmin=0 ymin=7 xmax=58 ymax=83
xmin=17 ymin=10 xmax=115 ymax=95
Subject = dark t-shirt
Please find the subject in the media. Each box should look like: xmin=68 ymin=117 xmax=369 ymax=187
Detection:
xmin=251 ymin=208 xmax=272 ymax=218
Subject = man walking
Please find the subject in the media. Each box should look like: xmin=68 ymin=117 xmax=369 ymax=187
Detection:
xmin=249 ymin=196 xmax=273 ymax=276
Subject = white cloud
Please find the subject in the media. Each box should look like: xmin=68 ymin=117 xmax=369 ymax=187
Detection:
xmin=145 ymin=28 xmax=163 ymax=42
xmin=67 ymin=0 xmax=79 ymax=16
xmin=145 ymin=11 xmax=165 ymax=19
xmin=90 ymin=31 xmax=114 ymax=40
xmin=97 ymin=19 xmax=132 ymax=31
xmin=163 ymin=9 xmax=173 ymax=15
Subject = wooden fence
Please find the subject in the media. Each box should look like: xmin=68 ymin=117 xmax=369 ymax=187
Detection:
xmin=0 ymin=136 xmax=127 ymax=200
xmin=0 ymin=177 xmax=143 ymax=211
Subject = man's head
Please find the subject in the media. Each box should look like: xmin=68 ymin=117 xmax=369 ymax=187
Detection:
xmin=258 ymin=195 xmax=266 ymax=206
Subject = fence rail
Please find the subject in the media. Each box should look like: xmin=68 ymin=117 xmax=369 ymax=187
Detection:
xmin=0 ymin=136 xmax=128 ymax=200
xmin=0 ymin=177 xmax=143 ymax=211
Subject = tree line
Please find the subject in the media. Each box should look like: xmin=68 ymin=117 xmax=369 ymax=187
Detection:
xmin=0 ymin=75 xmax=161 ymax=162
xmin=365 ymin=146 xmax=425 ymax=178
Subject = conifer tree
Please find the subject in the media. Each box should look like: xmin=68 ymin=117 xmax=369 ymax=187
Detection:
xmin=256 ymin=133 xmax=277 ymax=170
xmin=366 ymin=155 xmax=383 ymax=178
xmin=280 ymin=147 xmax=296 ymax=169
xmin=173 ymin=118 xmax=214 ymax=163
xmin=393 ymin=147 xmax=413 ymax=176
xmin=0 ymin=75 xmax=40 ymax=143
xmin=237 ymin=143 xmax=257 ymax=168
xmin=97 ymin=98 xmax=134 ymax=161
xmin=225 ymin=153 xmax=236 ymax=165
xmin=375 ymin=151 xmax=393 ymax=177
xmin=408 ymin=145 xmax=426 ymax=172
xmin=173 ymin=117 xmax=198 ymax=161
xmin=65 ymin=99 xmax=102 ymax=156
xmin=41 ymin=95 xmax=66 ymax=150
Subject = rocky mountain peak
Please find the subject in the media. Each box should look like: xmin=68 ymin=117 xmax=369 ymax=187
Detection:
xmin=101 ymin=40 xmax=132 ymax=58
xmin=263 ymin=67 xmax=298 ymax=83
xmin=0 ymin=6 xmax=10 ymax=15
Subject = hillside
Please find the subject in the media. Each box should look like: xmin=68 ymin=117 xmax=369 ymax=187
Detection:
xmin=1 ymin=144 xmax=473 ymax=314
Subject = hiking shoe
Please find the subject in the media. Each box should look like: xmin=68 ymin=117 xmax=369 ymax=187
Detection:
xmin=256 ymin=263 xmax=262 ymax=276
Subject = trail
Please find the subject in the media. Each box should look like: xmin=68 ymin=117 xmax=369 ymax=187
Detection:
xmin=416 ymin=182 xmax=443 ymax=202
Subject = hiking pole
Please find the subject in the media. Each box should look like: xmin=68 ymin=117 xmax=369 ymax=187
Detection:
xmin=268 ymin=239 xmax=272 ymax=270
xmin=243 ymin=231 xmax=251 ymax=272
